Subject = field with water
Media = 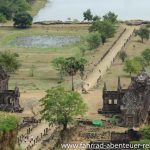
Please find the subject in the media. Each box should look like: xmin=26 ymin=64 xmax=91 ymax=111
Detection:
xmin=0 ymin=25 xmax=88 ymax=91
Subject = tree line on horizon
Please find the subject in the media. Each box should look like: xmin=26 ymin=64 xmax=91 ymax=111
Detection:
xmin=80 ymin=10 xmax=118 ymax=56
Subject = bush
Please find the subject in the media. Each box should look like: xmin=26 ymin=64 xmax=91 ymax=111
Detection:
xmin=140 ymin=125 xmax=150 ymax=140
xmin=124 ymin=58 xmax=141 ymax=76
xmin=0 ymin=6 xmax=13 ymax=20
xmin=89 ymin=20 xmax=116 ymax=38
xmin=103 ymin=11 xmax=118 ymax=24
xmin=0 ymin=13 xmax=6 ymax=23
xmin=13 ymin=12 xmax=33 ymax=28
xmin=0 ymin=112 xmax=18 ymax=132
xmin=119 ymin=51 xmax=127 ymax=62
xmin=0 ymin=51 xmax=21 ymax=74
xmin=135 ymin=27 xmax=149 ymax=43
xmin=141 ymin=48 xmax=150 ymax=66
xmin=87 ymin=32 xmax=102 ymax=50
xmin=0 ymin=0 xmax=30 ymax=21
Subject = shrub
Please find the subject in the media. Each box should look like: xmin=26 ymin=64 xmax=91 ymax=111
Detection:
xmin=0 ymin=112 xmax=18 ymax=132
xmin=0 ymin=13 xmax=6 ymax=23
xmin=119 ymin=51 xmax=127 ymax=62
xmin=87 ymin=32 xmax=102 ymax=50
xmin=13 ymin=12 xmax=33 ymax=28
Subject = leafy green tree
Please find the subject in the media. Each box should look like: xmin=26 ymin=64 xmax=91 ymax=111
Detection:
xmin=0 ymin=6 xmax=12 ymax=20
xmin=103 ymin=11 xmax=118 ymax=24
xmin=100 ymin=20 xmax=116 ymax=38
xmin=89 ymin=20 xmax=116 ymax=38
xmin=0 ymin=13 xmax=6 ymax=23
xmin=140 ymin=125 xmax=150 ymax=140
xmin=0 ymin=0 xmax=30 ymax=20
xmin=0 ymin=112 xmax=18 ymax=150
xmin=92 ymin=15 xmax=101 ymax=21
xmin=124 ymin=58 xmax=141 ymax=76
xmin=52 ymin=57 xmax=66 ymax=82
xmin=40 ymin=86 xmax=87 ymax=130
xmin=64 ymin=57 xmax=87 ymax=91
xmin=0 ymin=51 xmax=21 ymax=74
xmin=87 ymin=32 xmax=102 ymax=50
xmin=101 ymin=33 xmax=107 ymax=44
xmin=135 ymin=27 xmax=150 ymax=43
xmin=89 ymin=19 xmax=101 ymax=32
xmin=134 ymin=56 xmax=145 ymax=66
xmin=119 ymin=51 xmax=127 ymax=63
xmin=79 ymin=45 xmax=88 ymax=56
xmin=141 ymin=48 xmax=150 ymax=65
xmin=13 ymin=12 xmax=33 ymax=28
xmin=83 ymin=9 xmax=93 ymax=22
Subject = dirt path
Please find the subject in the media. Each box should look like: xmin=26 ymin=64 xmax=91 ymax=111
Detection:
xmin=20 ymin=121 xmax=51 ymax=150
xmin=83 ymin=26 xmax=135 ymax=91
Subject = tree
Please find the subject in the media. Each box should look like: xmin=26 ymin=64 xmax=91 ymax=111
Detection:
xmin=101 ymin=33 xmax=107 ymax=44
xmin=103 ymin=11 xmax=118 ymax=24
xmin=0 ymin=0 xmax=30 ymax=21
xmin=79 ymin=45 xmax=88 ymax=56
xmin=64 ymin=57 xmax=87 ymax=91
xmin=52 ymin=57 xmax=66 ymax=82
xmin=0 ymin=51 xmax=21 ymax=74
xmin=89 ymin=19 xmax=101 ymax=32
xmin=87 ymin=32 xmax=102 ymax=50
xmin=124 ymin=58 xmax=141 ymax=76
xmin=83 ymin=9 xmax=93 ymax=22
xmin=100 ymin=20 xmax=116 ymax=38
xmin=13 ymin=12 xmax=33 ymax=28
xmin=119 ymin=51 xmax=127 ymax=63
xmin=89 ymin=20 xmax=116 ymax=38
xmin=0 ymin=6 xmax=13 ymax=20
xmin=0 ymin=13 xmax=6 ymax=23
xmin=140 ymin=125 xmax=150 ymax=140
xmin=92 ymin=15 xmax=101 ymax=21
xmin=141 ymin=48 xmax=150 ymax=66
xmin=135 ymin=27 xmax=149 ymax=43
xmin=40 ymin=86 xmax=87 ymax=130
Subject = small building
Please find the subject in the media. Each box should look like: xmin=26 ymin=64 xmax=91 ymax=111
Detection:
xmin=102 ymin=68 xmax=150 ymax=127
xmin=0 ymin=66 xmax=23 ymax=112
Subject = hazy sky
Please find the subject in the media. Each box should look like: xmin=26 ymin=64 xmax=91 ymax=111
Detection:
xmin=34 ymin=0 xmax=150 ymax=22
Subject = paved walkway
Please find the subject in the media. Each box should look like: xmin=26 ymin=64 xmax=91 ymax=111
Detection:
xmin=83 ymin=26 xmax=135 ymax=91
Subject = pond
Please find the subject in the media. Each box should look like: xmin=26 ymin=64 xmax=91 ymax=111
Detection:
xmin=34 ymin=0 xmax=150 ymax=22
xmin=11 ymin=35 xmax=80 ymax=48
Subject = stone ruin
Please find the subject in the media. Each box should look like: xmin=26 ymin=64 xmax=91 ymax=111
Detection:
xmin=0 ymin=66 xmax=23 ymax=112
xmin=102 ymin=68 xmax=150 ymax=127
